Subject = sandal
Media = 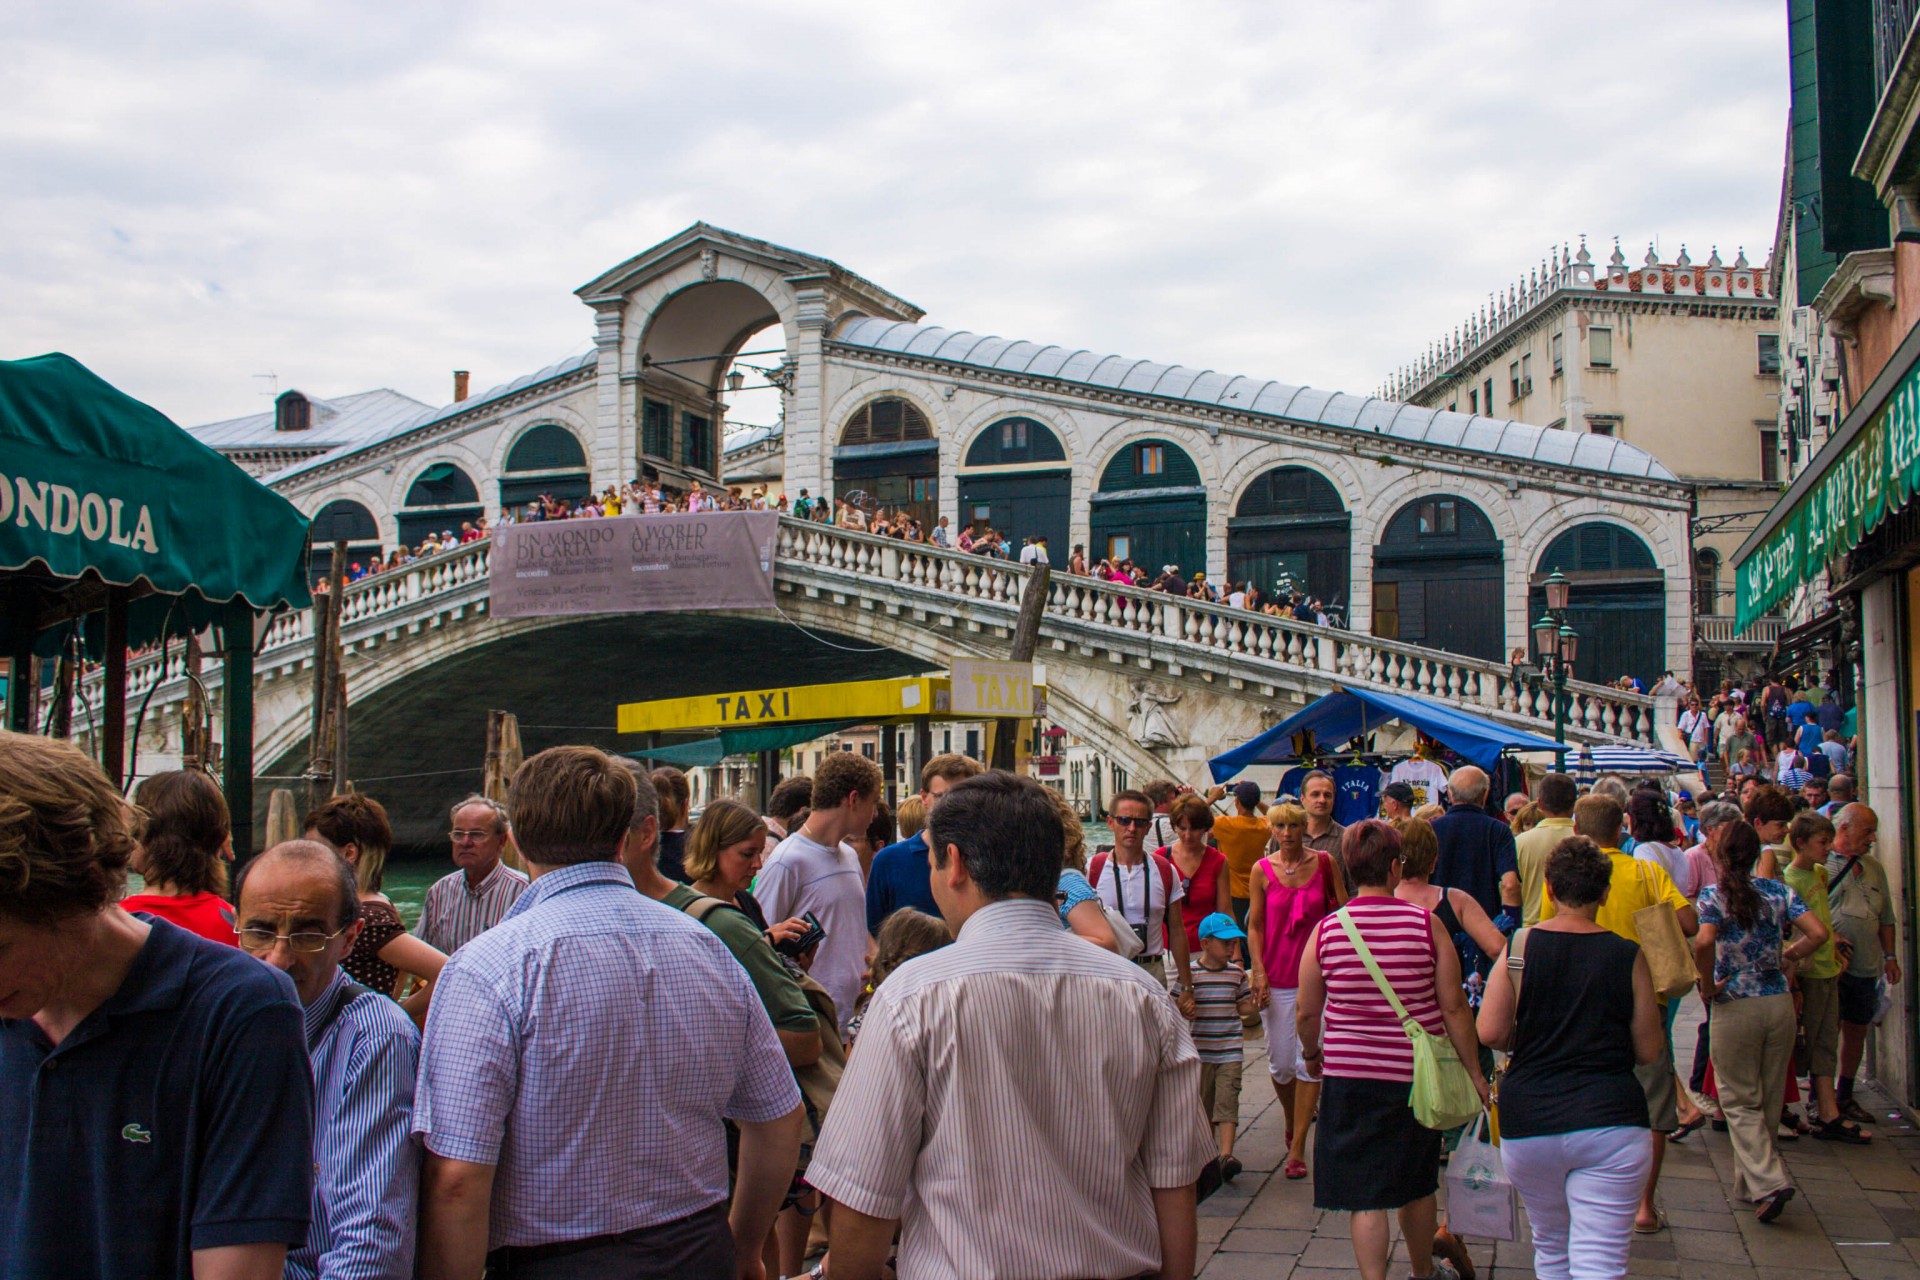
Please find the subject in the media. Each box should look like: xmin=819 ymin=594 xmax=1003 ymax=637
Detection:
xmin=1668 ymin=1116 xmax=1707 ymax=1143
xmin=1633 ymin=1209 xmax=1668 ymax=1234
xmin=1284 ymin=1158 xmax=1309 ymax=1180
xmin=1756 ymin=1186 xmax=1795 ymax=1223
xmin=1431 ymin=1225 xmax=1476 ymax=1280
xmin=1812 ymin=1118 xmax=1872 ymax=1145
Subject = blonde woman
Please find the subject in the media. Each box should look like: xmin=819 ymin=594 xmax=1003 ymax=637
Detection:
xmin=1248 ymin=801 xmax=1347 ymax=1180
xmin=1047 ymin=785 xmax=1119 ymax=951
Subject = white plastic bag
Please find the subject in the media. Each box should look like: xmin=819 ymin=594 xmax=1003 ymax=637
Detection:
xmin=1445 ymin=1112 xmax=1518 ymax=1241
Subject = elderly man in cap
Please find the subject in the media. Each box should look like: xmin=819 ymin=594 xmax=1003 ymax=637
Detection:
xmin=236 ymin=839 xmax=422 ymax=1280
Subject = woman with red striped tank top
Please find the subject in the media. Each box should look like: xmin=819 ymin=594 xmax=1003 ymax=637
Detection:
xmin=1297 ymin=819 xmax=1490 ymax=1280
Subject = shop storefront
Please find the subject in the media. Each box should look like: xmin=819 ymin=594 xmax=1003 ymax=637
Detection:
xmin=1735 ymin=318 xmax=1920 ymax=1107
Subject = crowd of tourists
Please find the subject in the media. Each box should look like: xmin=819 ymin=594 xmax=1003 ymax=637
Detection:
xmin=1 ymin=680 xmax=1896 ymax=1279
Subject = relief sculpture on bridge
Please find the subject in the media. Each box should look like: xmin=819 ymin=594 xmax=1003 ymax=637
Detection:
xmin=1127 ymin=678 xmax=1186 ymax=751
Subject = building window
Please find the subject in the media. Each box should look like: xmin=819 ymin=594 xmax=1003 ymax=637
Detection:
xmin=1760 ymin=428 xmax=1780 ymax=483
xmin=1001 ymin=419 xmax=1029 ymax=450
xmin=1417 ymin=498 xmax=1458 ymax=535
xmin=1521 ymin=352 xmax=1532 ymax=390
xmin=681 ymin=412 xmax=713 ymax=473
xmin=1468 ymin=389 xmax=1479 ymax=414
xmin=1483 ymin=378 xmax=1494 ymax=413
xmin=1587 ymin=418 xmax=1616 ymax=437
xmin=971 ymin=503 xmax=991 ymax=527
xmin=1589 ymin=327 xmax=1613 ymax=368
xmin=1107 ymin=534 xmax=1131 ymax=562
xmin=642 ymin=399 xmax=672 ymax=458
xmin=1551 ymin=333 xmax=1564 ymax=377
xmin=1447 ymin=402 xmax=1457 ymax=413
xmin=1372 ymin=581 xmax=1399 ymax=640
xmin=1757 ymin=333 xmax=1782 ymax=375
xmin=911 ymin=477 xmax=934 ymax=502
xmin=1694 ymin=549 xmax=1721 ymax=616
xmin=274 ymin=392 xmax=311 ymax=433
xmin=1509 ymin=361 xmax=1522 ymax=401
xmin=861 ymin=742 xmax=874 ymax=759
xmin=965 ymin=729 xmax=980 ymax=758
xmin=1136 ymin=443 xmax=1165 ymax=476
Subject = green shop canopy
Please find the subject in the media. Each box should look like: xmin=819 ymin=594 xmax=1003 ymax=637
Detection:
xmin=0 ymin=353 xmax=312 ymax=650
xmin=1735 ymin=319 xmax=1920 ymax=631
xmin=627 ymin=720 xmax=863 ymax=768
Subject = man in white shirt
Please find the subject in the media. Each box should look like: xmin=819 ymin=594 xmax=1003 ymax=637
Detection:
xmin=809 ymin=772 xmax=1214 ymax=1280
xmin=1091 ymin=790 xmax=1196 ymax=1010
xmin=1678 ymin=698 xmax=1711 ymax=762
xmin=756 ymin=752 xmax=881 ymax=1032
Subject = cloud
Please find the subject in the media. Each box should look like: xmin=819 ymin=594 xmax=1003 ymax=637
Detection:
xmin=0 ymin=0 xmax=1786 ymax=427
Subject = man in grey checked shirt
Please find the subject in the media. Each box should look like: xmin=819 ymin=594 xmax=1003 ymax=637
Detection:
xmin=414 ymin=746 xmax=803 ymax=1280
xmin=809 ymin=771 xmax=1214 ymax=1280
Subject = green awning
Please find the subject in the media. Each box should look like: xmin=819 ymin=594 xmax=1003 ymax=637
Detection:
xmin=0 ymin=353 xmax=313 ymax=649
xmin=1735 ymin=319 xmax=1920 ymax=629
xmin=627 ymin=719 xmax=863 ymax=767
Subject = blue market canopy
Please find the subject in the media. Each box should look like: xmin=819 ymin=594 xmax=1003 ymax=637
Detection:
xmin=1208 ymin=687 xmax=1569 ymax=781
xmin=1571 ymin=745 xmax=1694 ymax=777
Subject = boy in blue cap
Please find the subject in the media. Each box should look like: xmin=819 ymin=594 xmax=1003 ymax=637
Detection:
xmin=1191 ymin=912 xmax=1258 ymax=1180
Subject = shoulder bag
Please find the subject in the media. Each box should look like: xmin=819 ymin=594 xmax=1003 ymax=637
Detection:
xmin=1335 ymin=908 xmax=1481 ymax=1130
xmin=1629 ymin=865 xmax=1698 ymax=999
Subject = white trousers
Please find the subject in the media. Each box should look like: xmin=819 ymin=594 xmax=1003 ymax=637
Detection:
xmin=1259 ymin=987 xmax=1319 ymax=1084
xmin=1501 ymin=1125 xmax=1652 ymax=1279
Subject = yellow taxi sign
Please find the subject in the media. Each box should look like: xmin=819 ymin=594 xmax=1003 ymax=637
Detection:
xmin=950 ymin=658 xmax=1035 ymax=716
xmin=617 ymin=676 xmax=936 ymax=735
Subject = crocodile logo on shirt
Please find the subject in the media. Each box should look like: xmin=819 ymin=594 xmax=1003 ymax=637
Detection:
xmin=121 ymin=1123 xmax=152 ymax=1144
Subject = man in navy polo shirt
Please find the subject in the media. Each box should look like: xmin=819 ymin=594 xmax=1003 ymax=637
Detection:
xmin=865 ymin=753 xmax=983 ymax=933
xmin=1429 ymin=764 xmax=1521 ymax=975
xmin=0 ymin=733 xmax=314 ymax=1280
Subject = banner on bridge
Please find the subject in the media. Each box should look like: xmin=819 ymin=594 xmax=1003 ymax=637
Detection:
xmin=490 ymin=512 xmax=778 ymax=618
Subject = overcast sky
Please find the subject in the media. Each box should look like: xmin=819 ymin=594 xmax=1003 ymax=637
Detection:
xmin=5 ymin=1 xmax=1787 ymax=429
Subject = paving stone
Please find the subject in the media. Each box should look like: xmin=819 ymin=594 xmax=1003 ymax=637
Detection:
xmin=1218 ymin=1228 xmax=1310 ymax=1254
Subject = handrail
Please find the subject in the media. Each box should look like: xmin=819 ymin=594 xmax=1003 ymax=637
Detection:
xmin=91 ymin=516 xmax=1661 ymax=745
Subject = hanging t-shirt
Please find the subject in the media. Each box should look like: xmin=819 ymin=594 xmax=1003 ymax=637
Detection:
xmin=1388 ymin=757 xmax=1450 ymax=808
xmin=1278 ymin=766 xmax=1308 ymax=800
xmin=1333 ymin=766 xmax=1385 ymax=825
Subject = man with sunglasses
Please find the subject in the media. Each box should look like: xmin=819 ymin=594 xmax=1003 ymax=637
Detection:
xmin=235 ymin=839 xmax=422 ymax=1280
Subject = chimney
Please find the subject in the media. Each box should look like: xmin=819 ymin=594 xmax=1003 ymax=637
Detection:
xmin=453 ymin=370 xmax=470 ymax=402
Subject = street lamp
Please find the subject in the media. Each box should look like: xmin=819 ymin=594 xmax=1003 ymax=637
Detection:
xmin=1530 ymin=570 xmax=1579 ymax=746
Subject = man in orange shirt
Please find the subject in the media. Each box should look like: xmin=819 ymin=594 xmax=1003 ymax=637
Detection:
xmin=1210 ymin=781 xmax=1272 ymax=940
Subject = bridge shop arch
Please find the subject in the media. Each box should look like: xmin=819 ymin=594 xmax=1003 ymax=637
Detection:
xmin=957 ymin=416 xmax=1070 ymax=555
xmin=1090 ymin=438 xmax=1206 ymax=576
xmin=501 ymin=423 xmax=592 ymax=510
xmin=1530 ymin=522 xmax=1664 ymax=688
xmin=397 ymin=462 xmax=483 ymax=547
xmin=1371 ymin=494 xmax=1505 ymax=661
xmin=309 ymin=498 xmax=381 ymax=581
xmin=1226 ymin=465 xmax=1350 ymax=610
xmin=834 ymin=396 xmax=940 ymax=530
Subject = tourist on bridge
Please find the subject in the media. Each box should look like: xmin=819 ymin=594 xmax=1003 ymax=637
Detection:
xmin=414 ymin=745 xmax=802 ymax=1280
xmin=760 ymin=752 xmax=883 ymax=1034
xmin=1296 ymin=819 xmax=1489 ymax=1280
xmin=1091 ymin=789 xmax=1197 ymax=1011
xmin=305 ymin=793 xmax=448 ymax=1027
xmin=1247 ymin=800 xmax=1346 ymax=1181
xmin=416 ymin=794 xmax=528 ymax=955
xmin=0 ymin=734 xmax=315 ymax=1280
xmin=235 ymin=838 xmax=421 ymax=1280
xmin=809 ymin=772 xmax=1214 ymax=1280
xmin=1478 ymin=835 xmax=1663 ymax=1279
xmin=121 ymin=768 xmax=240 ymax=945
xmin=866 ymin=753 xmax=984 ymax=934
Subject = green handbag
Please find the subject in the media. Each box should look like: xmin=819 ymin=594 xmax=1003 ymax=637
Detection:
xmin=1335 ymin=908 xmax=1482 ymax=1131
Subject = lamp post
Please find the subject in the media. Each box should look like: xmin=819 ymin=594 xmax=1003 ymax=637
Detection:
xmin=1532 ymin=570 xmax=1580 ymax=747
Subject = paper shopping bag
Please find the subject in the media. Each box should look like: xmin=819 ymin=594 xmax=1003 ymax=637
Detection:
xmin=1445 ymin=1112 xmax=1518 ymax=1241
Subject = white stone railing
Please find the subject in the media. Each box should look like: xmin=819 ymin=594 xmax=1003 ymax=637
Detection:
xmin=95 ymin=517 xmax=1660 ymax=746
xmin=1696 ymin=614 xmax=1784 ymax=647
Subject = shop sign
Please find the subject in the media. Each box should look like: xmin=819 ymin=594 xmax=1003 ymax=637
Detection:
xmin=491 ymin=511 xmax=777 ymax=618
xmin=1737 ymin=362 xmax=1920 ymax=629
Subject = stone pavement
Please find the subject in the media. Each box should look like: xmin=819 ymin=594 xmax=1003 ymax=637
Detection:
xmin=1198 ymin=1001 xmax=1920 ymax=1278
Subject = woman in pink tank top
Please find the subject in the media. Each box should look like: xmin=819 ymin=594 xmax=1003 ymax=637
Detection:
xmin=1246 ymin=801 xmax=1346 ymax=1180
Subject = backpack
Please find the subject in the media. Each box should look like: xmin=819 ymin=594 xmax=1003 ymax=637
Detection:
xmin=1089 ymin=850 xmax=1179 ymax=954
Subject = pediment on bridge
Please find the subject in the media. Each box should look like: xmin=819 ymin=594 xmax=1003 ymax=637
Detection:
xmin=574 ymin=223 xmax=923 ymax=323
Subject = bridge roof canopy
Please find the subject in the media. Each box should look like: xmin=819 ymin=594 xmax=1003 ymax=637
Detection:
xmin=2 ymin=352 xmax=313 ymax=648
xmin=834 ymin=319 xmax=1677 ymax=483
xmin=1208 ymin=686 xmax=1568 ymax=779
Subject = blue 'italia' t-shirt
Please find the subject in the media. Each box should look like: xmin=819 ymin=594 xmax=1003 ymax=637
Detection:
xmin=0 ymin=916 xmax=315 ymax=1280
xmin=1333 ymin=767 xmax=1384 ymax=825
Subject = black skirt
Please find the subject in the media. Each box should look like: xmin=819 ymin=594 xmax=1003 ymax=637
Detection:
xmin=1313 ymin=1074 xmax=1442 ymax=1212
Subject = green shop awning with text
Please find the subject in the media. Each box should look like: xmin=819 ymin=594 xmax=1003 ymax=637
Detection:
xmin=0 ymin=353 xmax=313 ymax=641
xmin=1736 ymin=339 xmax=1920 ymax=631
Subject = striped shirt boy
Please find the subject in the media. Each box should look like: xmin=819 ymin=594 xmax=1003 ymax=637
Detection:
xmin=1189 ymin=961 xmax=1251 ymax=1064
